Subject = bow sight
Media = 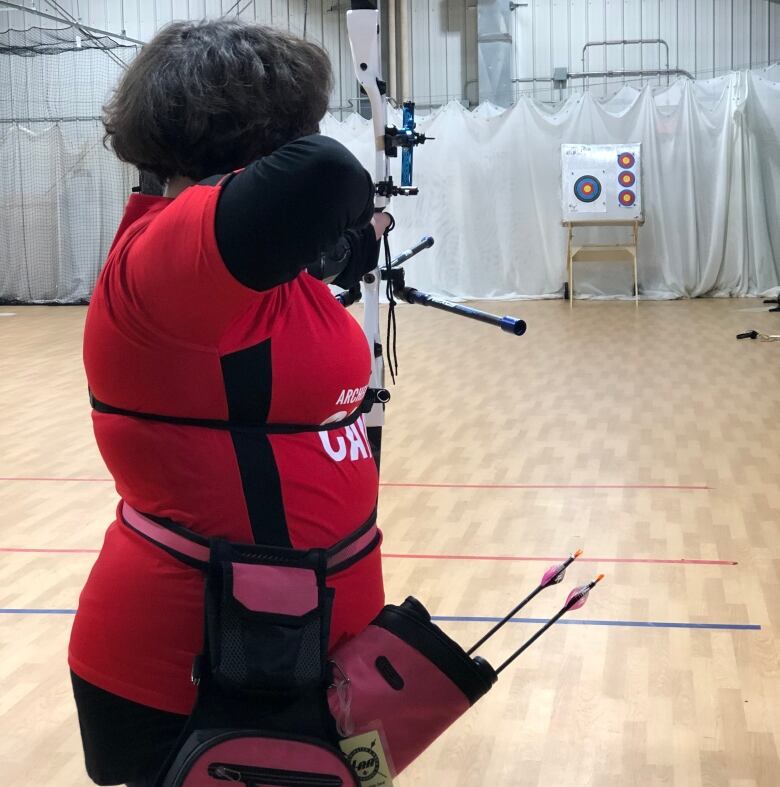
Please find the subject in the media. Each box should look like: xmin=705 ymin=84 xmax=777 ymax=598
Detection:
xmin=377 ymin=101 xmax=430 ymax=198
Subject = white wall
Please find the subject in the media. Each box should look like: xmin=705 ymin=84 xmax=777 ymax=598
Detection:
xmin=1 ymin=1 xmax=779 ymax=109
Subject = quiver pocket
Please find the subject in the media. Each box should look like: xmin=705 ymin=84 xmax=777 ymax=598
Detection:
xmin=160 ymin=729 xmax=358 ymax=787
xmin=204 ymin=539 xmax=334 ymax=697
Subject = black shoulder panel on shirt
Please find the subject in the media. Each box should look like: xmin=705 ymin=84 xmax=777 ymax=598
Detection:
xmin=220 ymin=340 xmax=273 ymax=423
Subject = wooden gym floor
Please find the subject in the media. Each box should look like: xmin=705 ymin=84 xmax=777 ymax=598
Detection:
xmin=0 ymin=298 xmax=778 ymax=786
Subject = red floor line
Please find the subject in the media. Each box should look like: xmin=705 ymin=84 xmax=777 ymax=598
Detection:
xmin=383 ymin=553 xmax=737 ymax=566
xmin=380 ymin=482 xmax=712 ymax=491
xmin=0 ymin=476 xmax=712 ymax=490
xmin=0 ymin=476 xmax=112 ymax=482
xmin=0 ymin=547 xmax=736 ymax=565
xmin=0 ymin=547 xmax=99 ymax=554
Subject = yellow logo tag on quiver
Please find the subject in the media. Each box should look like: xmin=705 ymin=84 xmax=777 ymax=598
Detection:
xmin=339 ymin=730 xmax=394 ymax=787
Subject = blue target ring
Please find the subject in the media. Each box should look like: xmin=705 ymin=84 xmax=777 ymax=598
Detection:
xmin=574 ymin=175 xmax=602 ymax=203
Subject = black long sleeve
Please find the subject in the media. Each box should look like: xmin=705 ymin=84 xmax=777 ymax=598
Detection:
xmin=212 ymin=134 xmax=375 ymax=292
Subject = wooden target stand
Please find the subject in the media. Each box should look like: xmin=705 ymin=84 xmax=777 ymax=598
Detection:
xmin=562 ymin=218 xmax=644 ymax=306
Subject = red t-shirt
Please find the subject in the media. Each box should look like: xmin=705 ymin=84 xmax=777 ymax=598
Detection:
xmin=69 ymin=180 xmax=384 ymax=714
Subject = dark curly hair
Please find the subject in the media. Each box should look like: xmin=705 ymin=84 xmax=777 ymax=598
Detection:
xmin=103 ymin=20 xmax=333 ymax=182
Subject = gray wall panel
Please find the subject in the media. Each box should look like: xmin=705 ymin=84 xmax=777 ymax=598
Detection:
xmin=772 ymin=0 xmax=780 ymax=63
xmin=2 ymin=0 xmax=778 ymax=108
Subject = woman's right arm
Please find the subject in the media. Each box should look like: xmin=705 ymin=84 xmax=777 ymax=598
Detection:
xmin=213 ymin=134 xmax=374 ymax=291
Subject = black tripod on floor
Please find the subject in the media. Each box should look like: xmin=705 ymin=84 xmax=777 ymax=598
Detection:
xmin=736 ymin=294 xmax=780 ymax=341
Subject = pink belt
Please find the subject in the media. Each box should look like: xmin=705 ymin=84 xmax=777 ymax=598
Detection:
xmin=120 ymin=500 xmax=381 ymax=576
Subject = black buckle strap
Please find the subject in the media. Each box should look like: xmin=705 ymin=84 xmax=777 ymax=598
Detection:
xmin=89 ymin=388 xmax=390 ymax=435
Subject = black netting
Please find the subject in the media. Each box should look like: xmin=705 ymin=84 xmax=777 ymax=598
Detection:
xmin=0 ymin=27 xmax=139 ymax=303
xmin=219 ymin=602 xmax=250 ymax=685
xmin=293 ymin=617 xmax=325 ymax=686
xmin=212 ymin=597 xmax=326 ymax=694
xmin=0 ymin=25 xmax=133 ymax=56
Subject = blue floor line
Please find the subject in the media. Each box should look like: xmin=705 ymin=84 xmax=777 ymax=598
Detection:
xmin=0 ymin=609 xmax=761 ymax=631
xmin=432 ymin=615 xmax=761 ymax=631
xmin=0 ymin=608 xmax=78 ymax=614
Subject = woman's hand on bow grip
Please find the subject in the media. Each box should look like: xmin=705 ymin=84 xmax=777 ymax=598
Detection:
xmin=371 ymin=211 xmax=394 ymax=240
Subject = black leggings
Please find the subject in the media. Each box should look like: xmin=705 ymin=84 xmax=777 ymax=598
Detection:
xmin=70 ymin=671 xmax=188 ymax=786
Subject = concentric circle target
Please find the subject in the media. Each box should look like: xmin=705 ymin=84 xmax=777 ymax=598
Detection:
xmin=619 ymin=189 xmax=636 ymax=207
xmin=574 ymin=175 xmax=602 ymax=203
xmin=618 ymin=152 xmax=636 ymax=169
xmin=618 ymin=171 xmax=636 ymax=187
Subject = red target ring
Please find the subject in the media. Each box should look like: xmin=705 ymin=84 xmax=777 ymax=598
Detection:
xmin=619 ymin=189 xmax=636 ymax=207
xmin=619 ymin=171 xmax=636 ymax=187
xmin=618 ymin=152 xmax=635 ymax=169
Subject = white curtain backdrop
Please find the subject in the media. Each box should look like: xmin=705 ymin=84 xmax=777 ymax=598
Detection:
xmin=322 ymin=67 xmax=780 ymax=300
xmin=3 ymin=61 xmax=776 ymax=303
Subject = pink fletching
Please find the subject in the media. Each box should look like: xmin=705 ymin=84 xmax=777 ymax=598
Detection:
xmin=565 ymin=585 xmax=590 ymax=610
xmin=541 ymin=563 xmax=565 ymax=587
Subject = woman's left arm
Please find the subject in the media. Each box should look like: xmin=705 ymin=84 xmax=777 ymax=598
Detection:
xmin=213 ymin=134 xmax=376 ymax=292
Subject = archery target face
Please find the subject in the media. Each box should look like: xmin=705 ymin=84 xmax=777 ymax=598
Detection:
xmin=561 ymin=144 xmax=642 ymax=221
xmin=567 ymin=169 xmax=607 ymax=213
xmin=574 ymin=175 xmax=602 ymax=203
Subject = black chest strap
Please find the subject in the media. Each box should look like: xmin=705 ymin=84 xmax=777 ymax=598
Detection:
xmin=89 ymin=388 xmax=389 ymax=435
